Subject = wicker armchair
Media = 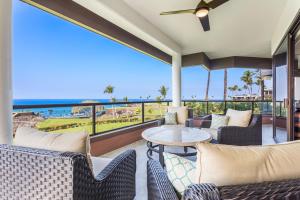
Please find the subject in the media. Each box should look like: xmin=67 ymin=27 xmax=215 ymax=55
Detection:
xmin=0 ymin=144 xmax=136 ymax=200
xmin=190 ymin=114 xmax=262 ymax=145
xmin=147 ymin=159 xmax=300 ymax=200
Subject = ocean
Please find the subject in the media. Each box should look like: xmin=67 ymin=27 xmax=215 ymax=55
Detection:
xmin=13 ymin=99 xmax=143 ymax=118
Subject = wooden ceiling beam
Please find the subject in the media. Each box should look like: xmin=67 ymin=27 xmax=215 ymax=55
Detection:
xmin=183 ymin=53 xmax=272 ymax=70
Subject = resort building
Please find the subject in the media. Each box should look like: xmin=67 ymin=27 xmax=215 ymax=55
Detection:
xmin=1 ymin=0 xmax=300 ymax=199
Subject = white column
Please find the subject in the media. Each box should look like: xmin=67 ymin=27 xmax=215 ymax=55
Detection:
xmin=0 ymin=0 xmax=13 ymax=144
xmin=172 ymin=54 xmax=182 ymax=107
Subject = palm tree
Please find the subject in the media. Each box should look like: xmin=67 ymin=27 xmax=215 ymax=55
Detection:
xmin=104 ymin=85 xmax=116 ymax=118
xmin=228 ymin=85 xmax=240 ymax=99
xmin=205 ymin=70 xmax=211 ymax=101
xmin=224 ymin=69 xmax=228 ymax=100
xmin=158 ymin=85 xmax=168 ymax=100
xmin=254 ymin=70 xmax=264 ymax=100
xmin=241 ymin=70 xmax=255 ymax=95
xmin=104 ymin=85 xmax=114 ymax=97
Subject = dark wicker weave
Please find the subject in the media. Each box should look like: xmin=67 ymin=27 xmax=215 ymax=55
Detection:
xmin=148 ymin=159 xmax=300 ymax=200
xmin=147 ymin=159 xmax=179 ymax=200
xmin=157 ymin=108 xmax=194 ymax=127
xmin=190 ymin=114 xmax=262 ymax=146
xmin=0 ymin=144 xmax=136 ymax=200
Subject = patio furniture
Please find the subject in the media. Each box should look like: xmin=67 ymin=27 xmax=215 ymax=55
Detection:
xmin=0 ymin=144 xmax=136 ymax=200
xmin=157 ymin=106 xmax=194 ymax=127
xmin=190 ymin=114 xmax=262 ymax=145
xmin=142 ymin=126 xmax=211 ymax=166
xmin=147 ymin=159 xmax=300 ymax=200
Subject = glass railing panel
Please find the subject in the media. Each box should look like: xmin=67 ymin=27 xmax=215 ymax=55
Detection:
xmin=144 ymin=102 xmax=168 ymax=122
xmin=275 ymin=101 xmax=286 ymax=117
xmin=226 ymin=102 xmax=252 ymax=111
xmin=13 ymin=106 xmax=92 ymax=135
xmin=95 ymin=103 xmax=142 ymax=133
xmin=184 ymin=102 xmax=208 ymax=117
xmin=208 ymin=102 xmax=225 ymax=115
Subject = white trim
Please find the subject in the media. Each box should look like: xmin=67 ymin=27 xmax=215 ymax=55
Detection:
xmin=0 ymin=0 xmax=13 ymax=144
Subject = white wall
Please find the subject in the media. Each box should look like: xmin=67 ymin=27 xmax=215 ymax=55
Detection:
xmin=271 ymin=0 xmax=300 ymax=54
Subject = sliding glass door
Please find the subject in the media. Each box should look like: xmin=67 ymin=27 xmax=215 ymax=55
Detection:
xmin=273 ymin=37 xmax=288 ymax=142
xmin=293 ymin=28 xmax=300 ymax=139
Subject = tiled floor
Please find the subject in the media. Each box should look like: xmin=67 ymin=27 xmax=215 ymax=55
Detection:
xmin=102 ymin=125 xmax=279 ymax=200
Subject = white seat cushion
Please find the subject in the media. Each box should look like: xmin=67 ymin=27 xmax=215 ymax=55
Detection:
xmin=195 ymin=141 xmax=300 ymax=186
xmin=14 ymin=127 xmax=90 ymax=153
xmin=91 ymin=156 xmax=112 ymax=175
xmin=201 ymin=128 xmax=218 ymax=140
xmin=167 ymin=106 xmax=188 ymax=125
xmin=226 ymin=109 xmax=252 ymax=127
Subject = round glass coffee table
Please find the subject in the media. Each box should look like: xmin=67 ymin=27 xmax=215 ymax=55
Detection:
xmin=142 ymin=126 xmax=212 ymax=166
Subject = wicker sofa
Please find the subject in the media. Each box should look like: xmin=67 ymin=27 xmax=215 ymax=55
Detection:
xmin=0 ymin=144 xmax=136 ymax=200
xmin=190 ymin=114 xmax=262 ymax=145
xmin=147 ymin=159 xmax=300 ymax=200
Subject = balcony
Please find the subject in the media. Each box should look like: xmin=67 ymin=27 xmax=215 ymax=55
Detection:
xmin=13 ymin=99 xmax=281 ymax=155
xmin=2 ymin=0 xmax=300 ymax=199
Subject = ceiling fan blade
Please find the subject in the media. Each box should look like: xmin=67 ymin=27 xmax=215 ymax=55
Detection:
xmin=160 ymin=9 xmax=195 ymax=15
xmin=208 ymin=0 xmax=229 ymax=9
xmin=199 ymin=15 xmax=210 ymax=31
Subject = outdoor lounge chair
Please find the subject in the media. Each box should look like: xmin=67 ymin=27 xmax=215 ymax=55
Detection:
xmin=190 ymin=114 xmax=262 ymax=146
xmin=0 ymin=144 xmax=136 ymax=200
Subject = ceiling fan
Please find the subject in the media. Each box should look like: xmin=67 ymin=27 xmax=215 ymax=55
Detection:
xmin=160 ymin=0 xmax=229 ymax=32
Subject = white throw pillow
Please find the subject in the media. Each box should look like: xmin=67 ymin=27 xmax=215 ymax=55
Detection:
xmin=167 ymin=106 xmax=188 ymax=125
xmin=164 ymin=152 xmax=196 ymax=196
xmin=164 ymin=112 xmax=178 ymax=125
xmin=226 ymin=109 xmax=252 ymax=127
xmin=14 ymin=127 xmax=90 ymax=154
xmin=210 ymin=114 xmax=229 ymax=129
xmin=195 ymin=141 xmax=300 ymax=187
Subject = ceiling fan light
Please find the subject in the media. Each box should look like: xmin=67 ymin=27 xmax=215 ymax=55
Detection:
xmin=196 ymin=8 xmax=209 ymax=18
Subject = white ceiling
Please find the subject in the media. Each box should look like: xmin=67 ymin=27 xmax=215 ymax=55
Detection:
xmin=122 ymin=0 xmax=287 ymax=58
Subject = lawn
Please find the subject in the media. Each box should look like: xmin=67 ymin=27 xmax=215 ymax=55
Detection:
xmin=35 ymin=103 xmax=168 ymax=134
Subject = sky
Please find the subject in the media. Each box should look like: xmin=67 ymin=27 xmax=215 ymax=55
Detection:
xmin=12 ymin=0 xmax=269 ymax=100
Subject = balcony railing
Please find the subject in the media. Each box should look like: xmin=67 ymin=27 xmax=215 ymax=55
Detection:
xmin=13 ymin=100 xmax=280 ymax=136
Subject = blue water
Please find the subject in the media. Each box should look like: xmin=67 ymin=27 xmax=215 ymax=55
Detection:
xmin=13 ymin=99 xmax=146 ymax=118
xmin=13 ymin=99 xmax=110 ymax=105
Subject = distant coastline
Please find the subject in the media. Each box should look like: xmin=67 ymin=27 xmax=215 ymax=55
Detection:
xmin=13 ymin=99 xmax=146 ymax=105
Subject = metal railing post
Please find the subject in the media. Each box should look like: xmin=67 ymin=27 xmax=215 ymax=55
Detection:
xmin=142 ymin=102 xmax=145 ymax=123
xmin=224 ymin=101 xmax=227 ymax=114
xmin=206 ymin=101 xmax=209 ymax=115
xmin=92 ymin=105 xmax=96 ymax=135
xmin=251 ymin=101 xmax=254 ymax=113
